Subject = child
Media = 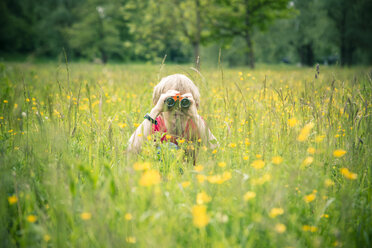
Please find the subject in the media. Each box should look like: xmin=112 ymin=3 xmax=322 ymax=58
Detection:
xmin=127 ymin=74 xmax=217 ymax=156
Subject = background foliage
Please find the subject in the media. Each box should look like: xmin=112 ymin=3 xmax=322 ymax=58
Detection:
xmin=1 ymin=0 xmax=372 ymax=66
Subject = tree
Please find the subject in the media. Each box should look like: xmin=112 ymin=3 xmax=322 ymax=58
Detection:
xmin=66 ymin=0 xmax=129 ymax=63
xmin=126 ymin=0 xmax=214 ymax=66
xmin=211 ymin=0 xmax=294 ymax=68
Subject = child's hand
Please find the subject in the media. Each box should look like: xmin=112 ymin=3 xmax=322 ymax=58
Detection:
xmin=153 ymin=90 xmax=180 ymax=114
xmin=181 ymin=93 xmax=198 ymax=118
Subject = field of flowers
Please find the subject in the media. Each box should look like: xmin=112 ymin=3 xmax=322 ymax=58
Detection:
xmin=0 ymin=62 xmax=371 ymax=247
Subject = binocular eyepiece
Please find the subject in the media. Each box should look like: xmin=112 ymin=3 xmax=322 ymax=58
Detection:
xmin=165 ymin=94 xmax=190 ymax=109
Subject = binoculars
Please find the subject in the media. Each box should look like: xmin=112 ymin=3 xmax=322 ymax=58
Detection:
xmin=165 ymin=94 xmax=190 ymax=109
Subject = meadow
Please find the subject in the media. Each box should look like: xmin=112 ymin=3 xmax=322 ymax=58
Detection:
xmin=0 ymin=62 xmax=371 ymax=248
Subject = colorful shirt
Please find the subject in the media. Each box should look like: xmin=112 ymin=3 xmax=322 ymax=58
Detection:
xmin=152 ymin=116 xmax=200 ymax=145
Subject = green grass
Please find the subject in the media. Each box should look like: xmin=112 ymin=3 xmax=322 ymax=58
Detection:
xmin=0 ymin=62 xmax=371 ymax=247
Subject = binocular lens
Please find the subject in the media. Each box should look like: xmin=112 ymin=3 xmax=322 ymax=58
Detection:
xmin=165 ymin=98 xmax=176 ymax=108
xmin=180 ymin=98 xmax=190 ymax=108
xmin=164 ymin=97 xmax=190 ymax=109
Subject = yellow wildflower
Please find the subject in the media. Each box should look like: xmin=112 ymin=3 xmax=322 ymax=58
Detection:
xmin=212 ymin=149 xmax=217 ymax=154
xmin=340 ymin=168 xmax=357 ymax=180
xmin=288 ymin=118 xmax=298 ymax=127
xmin=302 ymin=156 xmax=314 ymax=167
xmin=302 ymin=225 xmax=318 ymax=232
xmin=197 ymin=174 xmax=206 ymax=183
xmin=251 ymin=159 xmax=265 ymax=169
xmin=218 ymin=162 xmax=226 ymax=168
xmin=269 ymin=208 xmax=284 ymax=218
xmin=197 ymin=191 xmax=212 ymax=205
xmin=272 ymin=156 xmax=283 ymax=165
xmin=192 ymin=205 xmax=210 ymax=228
xmin=297 ymin=122 xmax=314 ymax=142
xmin=324 ymin=179 xmax=335 ymax=187
xmin=8 ymin=195 xmax=18 ymax=205
xmin=139 ymin=169 xmax=161 ymax=186
xmin=251 ymin=174 xmax=271 ymax=185
xmin=43 ymin=234 xmax=51 ymax=242
xmin=304 ymin=193 xmax=316 ymax=203
xmin=194 ymin=165 xmax=204 ymax=172
xmin=133 ymin=162 xmax=151 ymax=171
xmin=80 ymin=212 xmax=91 ymax=220
xmin=275 ymin=223 xmax=286 ymax=233
xmin=243 ymin=191 xmax=256 ymax=202
xmin=307 ymin=147 xmax=316 ymax=154
xmin=125 ymin=213 xmax=133 ymax=220
xmin=27 ymin=215 xmax=37 ymax=223
xmin=126 ymin=237 xmax=136 ymax=243
xmin=178 ymin=139 xmax=185 ymax=144
xmin=243 ymin=155 xmax=249 ymax=160
xmin=333 ymin=149 xmax=346 ymax=158
xmin=181 ymin=181 xmax=191 ymax=188
xmin=315 ymin=135 xmax=325 ymax=143
xmin=228 ymin=143 xmax=237 ymax=148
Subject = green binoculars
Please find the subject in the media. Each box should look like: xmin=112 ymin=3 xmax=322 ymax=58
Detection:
xmin=165 ymin=94 xmax=191 ymax=109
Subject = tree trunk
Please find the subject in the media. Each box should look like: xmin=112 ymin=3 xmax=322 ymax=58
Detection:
xmin=244 ymin=0 xmax=254 ymax=69
xmin=245 ymin=31 xmax=255 ymax=69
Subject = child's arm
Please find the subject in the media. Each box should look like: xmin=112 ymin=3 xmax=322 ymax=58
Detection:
xmin=182 ymin=93 xmax=218 ymax=149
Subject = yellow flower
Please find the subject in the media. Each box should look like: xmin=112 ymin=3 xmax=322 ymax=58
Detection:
xmin=302 ymin=225 xmax=318 ymax=232
xmin=133 ymin=162 xmax=151 ymax=171
xmin=3 ymin=100 xmax=8 ymax=103
xmin=192 ymin=205 xmax=210 ymax=228
xmin=166 ymin=134 xmax=172 ymax=139
xmin=43 ymin=234 xmax=51 ymax=242
xmin=178 ymin=139 xmax=185 ymax=144
xmin=340 ymin=168 xmax=357 ymax=180
xmin=251 ymin=174 xmax=271 ymax=185
xmin=80 ymin=212 xmax=91 ymax=220
xmin=324 ymin=179 xmax=335 ymax=187
xmin=197 ymin=174 xmax=206 ymax=183
xmin=288 ymin=118 xmax=298 ymax=127
xmin=243 ymin=155 xmax=249 ymax=160
xmin=197 ymin=191 xmax=212 ymax=205
xmin=137 ymin=133 xmax=143 ymax=137
xmin=255 ymin=154 xmax=262 ymax=159
xmin=251 ymin=159 xmax=265 ymax=169
xmin=243 ymin=191 xmax=256 ymax=201
xmin=269 ymin=208 xmax=284 ymax=218
xmin=272 ymin=156 xmax=283 ymax=165
xmin=27 ymin=215 xmax=37 ymax=223
xmin=321 ymin=214 xmax=329 ymax=218
xmin=8 ymin=195 xmax=18 ymax=205
xmin=125 ymin=213 xmax=133 ymax=220
xmin=212 ymin=149 xmax=217 ymax=154
xmin=333 ymin=149 xmax=346 ymax=158
xmin=315 ymin=135 xmax=325 ymax=143
xmin=297 ymin=122 xmax=314 ymax=142
xmin=139 ymin=169 xmax=161 ymax=186
xmin=181 ymin=181 xmax=191 ymax=188
xmin=126 ymin=237 xmax=136 ymax=243
xmin=307 ymin=147 xmax=316 ymax=154
xmin=218 ymin=162 xmax=226 ymax=168
xmin=194 ymin=165 xmax=204 ymax=172
xmin=302 ymin=156 xmax=314 ymax=167
xmin=207 ymin=171 xmax=231 ymax=184
xmin=228 ymin=143 xmax=237 ymax=148
xmin=304 ymin=193 xmax=316 ymax=203
xmin=275 ymin=223 xmax=286 ymax=233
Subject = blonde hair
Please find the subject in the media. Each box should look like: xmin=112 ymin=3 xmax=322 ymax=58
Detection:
xmin=152 ymin=74 xmax=200 ymax=108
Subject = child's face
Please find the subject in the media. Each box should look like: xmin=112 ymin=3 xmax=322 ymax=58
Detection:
xmin=162 ymin=91 xmax=191 ymax=135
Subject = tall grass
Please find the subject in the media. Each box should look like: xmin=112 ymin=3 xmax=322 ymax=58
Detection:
xmin=0 ymin=62 xmax=371 ymax=247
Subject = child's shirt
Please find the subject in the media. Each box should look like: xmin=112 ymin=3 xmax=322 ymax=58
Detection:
xmin=152 ymin=115 xmax=199 ymax=145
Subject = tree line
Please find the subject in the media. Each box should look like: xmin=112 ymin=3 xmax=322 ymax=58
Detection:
xmin=0 ymin=0 xmax=371 ymax=67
